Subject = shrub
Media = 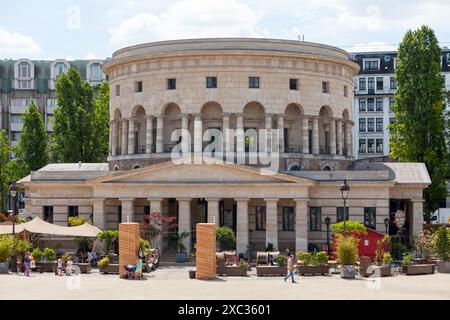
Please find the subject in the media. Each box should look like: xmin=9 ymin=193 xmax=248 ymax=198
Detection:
xmin=0 ymin=235 xmax=14 ymax=262
xmin=390 ymin=241 xmax=407 ymax=260
xmin=14 ymin=239 xmax=31 ymax=255
xmin=383 ymin=253 xmax=393 ymax=266
xmin=275 ymin=255 xmax=286 ymax=266
xmin=239 ymin=259 xmax=249 ymax=269
xmin=297 ymin=251 xmax=312 ymax=265
xmin=311 ymin=251 xmax=329 ymax=266
xmin=414 ymin=230 xmax=435 ymax=259
xmin=265 ymin=243 xmax=274 ymax=252
xmin=402 ymin=252 xmax=412 ymax=266
xmin=433 ymin=226 xmax=450 ymax=262
xmin=375 ymin=236 xmax=390 ymax=266
xmin=98 ymin=230 xmax=119 ymax=255
xmin=68 ymin=216 xmax=85 ymax=227
xmin=335 ymin=235 xmax=359 ymax=266
xmin=332 ymin=221 xmax=367 ymax=235
xmin=216 ymin=226 xmax=236 ymax=251
xmin=31 ymin=247 xmax=43 ymax=262
xmin=98 ymin=256 xmax=110 ymax=269
xmin=61 ymin=253 xmax=71 ymax=263
xmin=43 ymin=248 xmax=56 ymax=262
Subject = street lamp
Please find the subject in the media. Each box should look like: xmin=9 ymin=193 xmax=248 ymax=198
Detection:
xmin=324 ymin=216 xmax=331 ymax=256
xmin=9 ymin=180 xmax=18 ymax=273
xmin=384 ymin=218 xmax=390 ymax=235
xmin=339 ymin=179 xmax=350 ymax=236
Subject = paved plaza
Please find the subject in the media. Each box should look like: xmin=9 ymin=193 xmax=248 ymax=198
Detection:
xmin=1 ymin=266 xmax=449 ymax=300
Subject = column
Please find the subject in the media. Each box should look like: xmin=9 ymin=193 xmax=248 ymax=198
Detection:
xmin=336 ymin=120 xmax=343 ymax=156
xmin=236 ymin=113 xmax=244 ymax=153
xmin=121 ymin=119 xmax=128 ymax=156
xmin=194 ymin=114 xmax=202 ymax=154
xmin=295 ymin=199 xmax=308 ymax=252
xmin=302 ymin=117 xmax=310 ymax=154
xmin=265 ymin=199 xmax=279 ymax=250
xmin=223 ymin=113 xmax=230 ymax=153
xmin=181 ymin=114 xmax=190 ymax=153
xmin=111 ymin=122 xmax=118 ymax=156
xmin=156 ymin=115 xmax=164 ymax=153
xmin=177 ymin=198 xmax=192 ymax=255
xmin=277 ymin=114 xmax=285 ymax=153
xmin=149 ymin=198 xmax=163 ymax=249
xmin=207 ymin=198 xmax=220 ymax=226
xmin=265 ymin=114 xmax=272 ymax=152
xmin=312 ymin=117 xmax=319 ymax=155
xmin=411 ymin=200 xmax=425 ymax=237
xmin=146 ymin=116 xmax=153 ymax=154
xmin=236 ymin=198 xmax=249 ymax=255
xmin=127 ymin=118 xmax=135 ymax=155
xmin=345 ymin=122 xmax=352 ymax=157
xmin=93 ymin=198 xmax=106 ymax=230
xmin=120 ymin=198 xmax=135 ymax=223
xmin=329 ymin=118 xmax=336 ymax=155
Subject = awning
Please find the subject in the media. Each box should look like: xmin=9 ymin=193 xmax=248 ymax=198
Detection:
xmin=0 ymin=217 xmax=101 ymax=237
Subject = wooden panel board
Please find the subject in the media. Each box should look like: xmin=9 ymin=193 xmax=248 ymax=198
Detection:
xmin=196 ymin=223 xmax=216 ymax=280
xmin=119 ymin=223 xmax=140 ymax=278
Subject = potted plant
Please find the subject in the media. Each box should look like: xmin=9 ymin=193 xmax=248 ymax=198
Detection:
xmin=216 ymin=226 xmax=236 ymax=251
xmin=297 ymin=251 xmax=330 ymax=276
xmin=171 ymin=231 xmax=191 ymax=263
xmin=98 ymin=230 xmax=119 ymax=257
xmin=265 ymin=243 xmax=274 ymax=252
xmin=402 ymin=252 xmax=435 ymax=275
xmin=335 ymin=234 xmax=359 ymax=279
xmin=0 ymin=235 xmax=14 ymax=274
xmin=372 ymin=236 xmax=392 ymax=277
xmin=433 ymin=226 xmax=450 ymax=273
xmin=256 ymin=252 xmax=287 ymax=276
xmin=413 ymin=230 xmax=435 ymax=262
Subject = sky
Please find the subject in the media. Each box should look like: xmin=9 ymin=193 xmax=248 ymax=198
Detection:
xmin=1 ymin=0 xmax=450 ymax=60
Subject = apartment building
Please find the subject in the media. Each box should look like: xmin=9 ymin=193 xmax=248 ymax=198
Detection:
xmin=0 ymin=59 xmax=106 ymax=149
xmin=351 ymin=49 xmax=450 ymax=160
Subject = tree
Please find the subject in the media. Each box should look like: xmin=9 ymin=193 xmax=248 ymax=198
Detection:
xmin=51 ymin=67 xmax=97 ymax=163
xmin=92 ymin=82 xmax=110 ymax=162
xmin=389 ymin=26 xmax=449 ymax=221
xmin=16 ymin=101 xmax=48 ymax=172
xmin=0 ymin=130 xmax=12 ymax=212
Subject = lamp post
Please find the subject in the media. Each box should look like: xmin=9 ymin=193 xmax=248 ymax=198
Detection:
xmin=339 ymin=179 xmax=350 ymax=236
xmin=384 ymin=218 xmax=390 ymax=235
xmin=9 ymin=180 xmax=18 ymax=273
xmin=325 ymin=216 xmax=331 ymax=256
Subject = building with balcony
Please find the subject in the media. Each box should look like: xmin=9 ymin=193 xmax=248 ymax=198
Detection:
xmin=19 ymin=38 xmax=431 ymax=255
xmin=351 ymin=48 xmax=450 ymax=160
xmin=0 ymin=58 xmax=106 ymax=150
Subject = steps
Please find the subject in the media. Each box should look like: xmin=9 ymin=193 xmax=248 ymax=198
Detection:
xmin=159 ymin=249 xmax=195 ymax=267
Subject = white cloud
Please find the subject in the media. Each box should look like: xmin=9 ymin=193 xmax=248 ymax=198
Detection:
xmin=0 ymin=27 xmax=42 ymax=58
xmin=109 ymin=0 xmax=266 ymax=46
xmin=85 ymin=52 xmax=99 ymax=59
xmin=347 ymin=41 xmax=397 ymax=53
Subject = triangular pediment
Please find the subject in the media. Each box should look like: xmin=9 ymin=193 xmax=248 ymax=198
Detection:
xmin=90 ymin=159 xmax=315 ymax=185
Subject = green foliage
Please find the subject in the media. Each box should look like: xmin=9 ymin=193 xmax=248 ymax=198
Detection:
xmin=0 ymin=235 xmax=14 ymax=262
xmin=375 ymin=236 xmax=390 ymax=266
xmin=216 ymin=226 xmax=236 ymax=250
xmin=335 ymin=235 xmax=359 ymax=266
xmin=93 ymin=82 xmax=110 ymax=162
xmin=51 ymin=67 xmax=108 ymax=163
xmin=265 ymin=243 xmax=274 ymax=252
xmin=238 ymin=258 xmax=249 ymax=269
xmin=68 ymin=216 xmax=85 ymax=227
xmin=389 ymin=26 xmax=449 ymax=219
xmin=14 ymin=238 xmax=31 ymax=255
xmin=331 ymin=221 xmax=367 ymax=235
xmin=433 ymin=226 xmax=450 ymax=261
xmin=402 ymin=252 xmax=412 ymax=266
xmin=31 ymin=247 xmax=43 ymax=262
xmin=98 ymin=230 xmax=119 ymax=255
xmin=43 ymin=248 xmax=56 ymax=262
xmin=383 ymin=253 xmax=393 ymax=266
xmin=139 ymin=238 xmax=152 ymax=258
xmin=15 ymin=101 xmax=48 ymax=173
xmin=61 ymin=253 xmax=71 ymax=263
xmin=0 ymin=130 xmax=13 ymax=212
xmin=170 ymin=231 xmax=191 ymax=253
xmin=98 ymin=256 xmax=110 ymax=269
xmin=75 ymin=237 xmax=90 ymax=253
xmin=275 ymin=255 xmax=286 ymax=266
xmin=296 ymin=251 xmax=329 ymax=266
xmin=390 ymin=241 xmax=407 ymax=260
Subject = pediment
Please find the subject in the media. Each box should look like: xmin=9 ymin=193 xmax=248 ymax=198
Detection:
xmin=90 ymin=161 xmax=315 ymax=185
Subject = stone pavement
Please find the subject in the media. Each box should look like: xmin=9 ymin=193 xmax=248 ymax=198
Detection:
xmin=0 ymin=266 xmax=449 ymax=300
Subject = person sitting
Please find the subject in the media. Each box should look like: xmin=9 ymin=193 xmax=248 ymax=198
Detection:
xmin=66 ymin=258 xmax=73 ymax=276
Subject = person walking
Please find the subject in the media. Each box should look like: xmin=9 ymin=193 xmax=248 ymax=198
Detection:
xmin=23 ymin=252 xmax=31 ymax=277
xmin=284 ymin=254 xmax=296 ymax=283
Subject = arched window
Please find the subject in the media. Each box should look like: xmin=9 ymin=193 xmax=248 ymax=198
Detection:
xmin=114 ymin=165 xmax=119 ymax=171
xmin=289 ymin=165 xmax=302 ymax=171
xmin=323 ymin=166 xmax=332 ymax=171
xmin=18 ymin=62 xmax=31 ymax=78
xmin=90 ymin=62 xmax=102 ymax=80
xmin=54 ymin=62 xmax=68 ymax=77
xmin=133 ymin=165 xmax=140 ymax=170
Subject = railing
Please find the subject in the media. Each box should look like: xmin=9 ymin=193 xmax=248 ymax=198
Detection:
xmin=115 ymin=148 xmax=121 ymax=156
xmin=286 ymin=145 xmax=302 ymax=153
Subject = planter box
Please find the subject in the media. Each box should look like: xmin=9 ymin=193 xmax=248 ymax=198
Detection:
xmin=0 ymin=262 xmax=9 ymax=274
xmin=36 ymin=262 xmax=56 ymax=273
xmin=437 ymin=261 xmax=450 ymax=273
xmin=402 ymin=264 xmax=436 ymax=275
xmin=99 ymin=264 xmax=119 ymax=274
xmin=372 ymin=265 xmax=392 ymax=277
xmin=297 ymin=265 xmax=329 ymax=276
xmin=74 ymin=263 xmax=91 ymax=274
xmin=217 ymin=266 xmax=248 ymax=276
xmin=341 ymin=265 xmax=356 ymax=279
xmin=256 ymin=265 xmax=287 ymax=277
